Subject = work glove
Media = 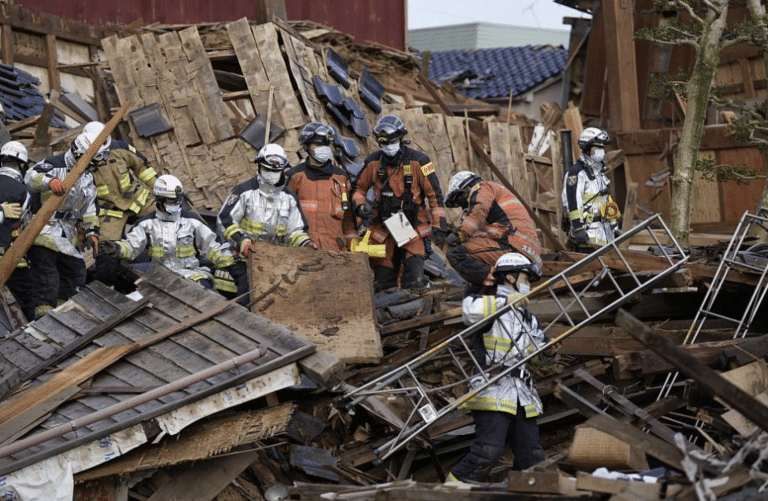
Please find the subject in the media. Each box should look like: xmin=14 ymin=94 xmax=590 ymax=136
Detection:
xmin=99 ymin=240 xmax=120 ymax=258
xmin=446 ymin=232 xmax=460 ymax=247
xmin=355 ymin=202 xmax=373 ymax=219
xmin=431 ymin=229 xmax=447 ymax=247
xmin=49 ymin=178 xmax=66 ymax=196
xmin=239 ymin=239 xmax=255 ymax=258
xmin=0 ymin=202 xmax=22 ymax=219
xmin=571 ymin=225 xmax=589 ymax=245
xmin=544 ymin=341 xmax=562 ymax=357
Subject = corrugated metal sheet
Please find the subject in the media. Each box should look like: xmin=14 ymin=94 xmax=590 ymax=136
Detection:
xmin=286 ymin=0 xmax=405 ymax=50
xmin=16 ymin=0 xmax=406 ymax=50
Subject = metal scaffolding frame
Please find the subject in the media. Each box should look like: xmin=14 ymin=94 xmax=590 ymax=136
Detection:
xmin=659 ymin=209 xmax=768 ymax=398
xmin=344 ymin=214 xmax=689 ymax=461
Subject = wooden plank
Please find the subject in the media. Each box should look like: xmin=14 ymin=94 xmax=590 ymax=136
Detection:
xmin=247 ymin=243 xmax=381 ymax=364
xmin=45 ymin=34 xmax=60 ymax=94
xmin=252 ymin=22 xmax=304 ymax=129
xmin=227 ymin=18 xmax=270 ymax=122
xmin=562 ymin=104 xmax=582 ymax=157
xmin=146 ymin=450 xmax=259 ymax=501
xmin=550 ymin=131 xmax=567 ymax=245
xmin=279 ymin=27 xmax=321 ymax=122
xmin=0 ymin=344 xmax=135 ymax=445
xmin=425 ymin=114 xmax=453 ymax=196
xmin=178 ymin=27 xmax=234 ymax=142
xmin=616 ymin=309 xmax=768 ymax=434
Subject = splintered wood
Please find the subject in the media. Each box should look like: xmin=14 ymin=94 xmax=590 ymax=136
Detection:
xmin=248 ymin=244 xmax=381 ymax=364
xmin=76 ymin=404 xmax=295 ymax=481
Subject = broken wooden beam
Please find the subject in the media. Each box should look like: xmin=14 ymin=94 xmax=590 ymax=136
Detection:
xmin=615 ymin=308 xmax=768 ymax=434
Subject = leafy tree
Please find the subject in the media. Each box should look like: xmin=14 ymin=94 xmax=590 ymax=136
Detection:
xmin=635 ymin=0 xmax=756 ymax=246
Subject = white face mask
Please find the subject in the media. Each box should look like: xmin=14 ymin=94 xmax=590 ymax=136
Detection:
xmin=517 ymin=283 xmax=531 ymax=295
xmin=163 ymin=202 xmax=182 ymax=215
xmin=311 ymin=145 xmax=332 ymax=163
xmin=591 ymin=148 xmax=605 ymax=163
xmin=381 ymin=141 xmax=401 ymax=157
xmin=260 ymin=169 xmax=283 ymax=186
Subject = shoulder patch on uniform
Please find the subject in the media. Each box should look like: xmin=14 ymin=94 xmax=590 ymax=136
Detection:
xmin=226 ymin=193 xmax=239 ymax=205
xmin=421 ymin=162 xmax=435 ymax=176
xmin=567 ymin=175 xmax=578 ymax=186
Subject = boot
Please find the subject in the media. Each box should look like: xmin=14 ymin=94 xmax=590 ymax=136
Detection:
xmin=402 ymin=255 xmax=426 ymax=290
xmin=373 ymin=265 xmax=399 ymax=291
xmin=447 ymin=245 xmax=491 ymax=286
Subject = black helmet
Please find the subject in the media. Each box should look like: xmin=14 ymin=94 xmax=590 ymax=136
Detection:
xmin=298 ymin=121 xmax=335 ymax=146
xmin=373 ymin=115 xmax=407 ymax=144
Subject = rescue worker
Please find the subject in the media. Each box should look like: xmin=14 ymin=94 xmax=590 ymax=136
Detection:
xmin=444 ymin=171 xmax=542 ymax=289
xmin=25 ymin=131 xmax=101 ymax=319
xmin=562 ymin=127 xmax=621 ymax=252
xmin=84 ymin=121 xmax=157 ymax=285
xmin=216 ymin=144 xmax=313 ymax=299
xmin=285 ymin=122 xmax=357 ymax=251
xmin=0 ymin=141 xmax=35 ymax=321
xmin=446 ymin=253 xmax=558 ymax=484
xmin=99 ymin=175 xmax=241 ymax=291
xmin=352 ymin=115 xmax=447 ymax=291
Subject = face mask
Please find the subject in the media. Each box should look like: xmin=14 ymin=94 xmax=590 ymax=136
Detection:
xmin=163 ymin=202 xmax=181 ymax=215
xmin=591 ymin=148 xmax=605 ymax=163
xmin=311 ymin=146 xmax=332 ymax=163
xmin=517 ymin=283 xmax=531 ymax=295
xmin=260 ymin=169 xmax=283 ymax=186
xmin=381 ymin=141 xmax=401 ymax=157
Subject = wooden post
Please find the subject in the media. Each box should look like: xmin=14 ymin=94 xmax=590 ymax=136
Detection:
xmin=550 ymin=131 xmax=566 ymax=245
xmin=416 ymin=73 xmax=568 ymax=254
xmin=0 ymin=100 xmax=131 ymax=288
xmin=254 ymin=0 xmax=287 ymax=24
xmin=602 ymin=0 xmax=640 ymax=130
xmin=45 ymin=33 xmax=60 ymax=93
xmin=264 ymin=85 xmax=274 ymax=146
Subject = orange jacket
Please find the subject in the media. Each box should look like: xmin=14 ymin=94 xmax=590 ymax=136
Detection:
xmin=353 ymin=147 xmax=447 ymax=244
xmin=286 ymin=162 xmax=357 ymax=250
xmin=459 ymin=181 xmax=542 ymax=266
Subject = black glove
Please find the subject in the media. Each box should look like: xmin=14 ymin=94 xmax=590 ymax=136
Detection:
xmin=572 ymin=225 xmax=589 ymax=245
xmin=446 ymin=232 xmax=461 ymax=247
xmin=99 ymin=240 xmax=120 ymax=258
xmin=355 ymin=202 xmax=373 ymax=219
xmin=431 ymin=229 xmax=447 ymax=247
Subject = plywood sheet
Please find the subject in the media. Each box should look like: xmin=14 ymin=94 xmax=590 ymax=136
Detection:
xmin=249 ymin=244 xmax=381 ymax=363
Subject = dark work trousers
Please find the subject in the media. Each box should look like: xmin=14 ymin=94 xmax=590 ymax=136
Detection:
xmin=450 ymin=410 xmax=545 ymax=482
xmin=6 ymin=265 xmax=35 ymax=322
xmin=28 ymin=245 xmax=86 ymax=319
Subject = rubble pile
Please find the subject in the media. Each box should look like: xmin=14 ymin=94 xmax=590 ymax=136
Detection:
xmin=0 ymin=14 xmax=764 ymax=501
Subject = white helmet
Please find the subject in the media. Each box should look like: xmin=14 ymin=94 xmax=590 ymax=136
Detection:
xmin=70 ymin=125 xmax=111 ymax=166
xmin=153 ymin=174 xmax=184 ymax=199
xmin=492 ymin=252 xmax=542 ymax=282
xmin=0 ymin=141 xmax=29 ymax=167
xmin=445 ymin=170 xmax=482 ymax=208
xmin=255 ymin=143 xmax=289 ymax=171
xmin=577 ymin=127 xmax=610 ymax=153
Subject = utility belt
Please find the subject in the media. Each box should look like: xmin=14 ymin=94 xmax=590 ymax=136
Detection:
xmin=54 ymin=210 xmax=78 ymax=220
xmin=584 ymin=213 xmax=603 ymax=224
xmin=488 ymin=365 xmax=531 ymax=383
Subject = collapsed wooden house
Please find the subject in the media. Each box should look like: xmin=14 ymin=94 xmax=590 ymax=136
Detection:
xmin=0 ymin=2 xmax=767 ymax=500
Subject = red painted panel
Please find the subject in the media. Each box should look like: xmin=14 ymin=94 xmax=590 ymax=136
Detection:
xmin=15 ymin=0 xmax=406 ymax=50
xmin=286 ymin=0 xmax=405 ymax=50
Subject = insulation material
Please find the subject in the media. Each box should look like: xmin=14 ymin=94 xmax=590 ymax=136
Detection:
xmin=155 ymin=363 xmax=301 ymax=435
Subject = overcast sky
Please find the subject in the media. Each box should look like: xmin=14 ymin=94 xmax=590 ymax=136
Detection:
xmin=408 ymin=0 xmax=588 ymax=31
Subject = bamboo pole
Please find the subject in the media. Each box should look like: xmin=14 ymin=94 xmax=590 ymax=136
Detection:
xmin=0 ymin=100 xmax=132 ymax=288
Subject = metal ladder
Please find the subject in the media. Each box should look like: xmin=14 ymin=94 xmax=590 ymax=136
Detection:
xmin=344 ymin=214 xmax=689 ymax=460
xmin=659 ymin=209 xmax=768 ymax=398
